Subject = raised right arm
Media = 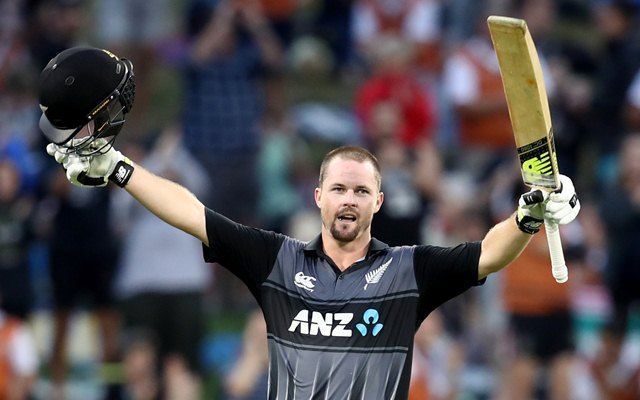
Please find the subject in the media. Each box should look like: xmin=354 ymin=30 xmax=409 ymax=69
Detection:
xmin=124 ymin=163 xmax=208 ymax=245
xmin=46 ymin=140 xmax=209 ymax=245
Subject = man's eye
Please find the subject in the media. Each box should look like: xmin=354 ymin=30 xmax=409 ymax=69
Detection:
xmin=357 ymin=189 xmax=369 ymax=194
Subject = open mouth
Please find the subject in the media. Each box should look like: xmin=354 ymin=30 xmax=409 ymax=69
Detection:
xmin=337 ymin=213 xmax=357 ymax=223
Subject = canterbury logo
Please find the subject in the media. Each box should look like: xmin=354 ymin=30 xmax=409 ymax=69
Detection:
xmin=294 ymin=272 xmax=316 ymax=292
xmin=364 ymin=258 xmax=392 ymax=290
xmin=522 ymin=152 xmax=553 ymax=175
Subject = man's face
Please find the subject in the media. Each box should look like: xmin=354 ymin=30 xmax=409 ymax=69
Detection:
xmin=315 ymin=157 xmax=383 ymax=243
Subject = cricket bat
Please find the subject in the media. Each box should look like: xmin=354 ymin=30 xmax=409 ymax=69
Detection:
xmin=487 ymin=16 xmax=568 ymax=283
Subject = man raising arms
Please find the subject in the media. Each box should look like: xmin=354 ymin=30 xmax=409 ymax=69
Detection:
xmin=40 ymin=47 xmax=580 ymax=399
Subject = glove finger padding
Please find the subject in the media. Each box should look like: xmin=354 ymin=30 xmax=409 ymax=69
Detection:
xmin=545 ymin=198 xmax=580 ymax=225
xmin=549 ymin=175 xmax=575 ymax=202
xmin=65 ymin=159 xmax=90 ymax=185
xmin=518 ymin=189 xmax=548 ymax=218
xmin=61 ymin=153 xmax=83 ymax=170
xmin=46 ymin=143 xmax=57 ymax=157
xmin=544 ymin=174 xmax=580 ymax=225
xmin=62 ymin=154 xmax=107 ymax=187
xmin=517 ymin=189 xmax=548 ymax=234
xmin=53 ymin=148 xmax=69 ymax=164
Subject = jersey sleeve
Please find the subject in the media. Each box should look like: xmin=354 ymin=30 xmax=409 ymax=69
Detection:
xmin=202 ymin=208 xmax=285 ymax=301
xmin=413 ymin=241 xmax=483 ymax=322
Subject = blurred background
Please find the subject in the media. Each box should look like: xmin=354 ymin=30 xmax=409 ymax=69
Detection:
xmin=1 ymin=0 xmax=640 ymax=398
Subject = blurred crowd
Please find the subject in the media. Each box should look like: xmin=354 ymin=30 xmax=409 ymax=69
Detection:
xmin=1 ymin=0 xmax=640 ymax=398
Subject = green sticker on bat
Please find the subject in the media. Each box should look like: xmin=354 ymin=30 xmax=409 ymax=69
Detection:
xmin=517 ymin=135 xmax=558 ymax=189
xmin=522 ymin=151 xmax=552 ymax=175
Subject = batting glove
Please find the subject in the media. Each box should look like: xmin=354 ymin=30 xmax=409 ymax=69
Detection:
xmin=516 ymin=189 xmax=547 ymax=234
xmin=46 ymin=139 xmax=134 ymax=188
xmin=544 ymin=175 xmax=580 ymax=225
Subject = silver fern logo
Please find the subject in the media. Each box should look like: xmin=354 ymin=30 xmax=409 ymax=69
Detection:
xmin=364 ymin=258 xmax=392 ymax=290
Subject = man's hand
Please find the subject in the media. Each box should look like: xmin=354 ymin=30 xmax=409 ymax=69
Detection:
xmin=516 ymin=174 xmax=580 ymax=234
xmin=544 ymin=174 xmax=580 ymax=225
xmin=46 ymin=139 xmax=134 ymax=188
xmin=516 ymin=189 xmax=547 ymax=234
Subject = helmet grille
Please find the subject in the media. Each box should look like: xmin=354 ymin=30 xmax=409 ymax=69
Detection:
xmin=120 ymin=75 xmax=136 ymax=113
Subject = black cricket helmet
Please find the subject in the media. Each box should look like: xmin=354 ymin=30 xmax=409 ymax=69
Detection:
xmin=38 ymin=47 xmax=135 ymax=155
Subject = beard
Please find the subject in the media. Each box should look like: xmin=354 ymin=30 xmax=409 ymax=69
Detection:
xmin=329 ymin=218 xmax=367 ymax=243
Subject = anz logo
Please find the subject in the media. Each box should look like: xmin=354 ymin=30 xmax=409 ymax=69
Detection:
xmin=356 ymin=309 xmax=384 ymax=337
xmin=288 ymin=309 xmax=383 ymax=338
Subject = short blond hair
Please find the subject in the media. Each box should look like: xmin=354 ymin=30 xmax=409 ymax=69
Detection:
xmin=319 ymin=146 xmax=381 ymax=190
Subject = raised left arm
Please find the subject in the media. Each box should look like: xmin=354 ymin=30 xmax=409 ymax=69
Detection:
xmin=478 ymin=214 xmax=532 ymax=279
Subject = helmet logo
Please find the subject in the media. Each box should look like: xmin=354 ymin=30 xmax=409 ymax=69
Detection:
xmin=101 ymin=49 xmax=118 ymax=59
xmin=64 ymin=76 xmax=75 ymax=86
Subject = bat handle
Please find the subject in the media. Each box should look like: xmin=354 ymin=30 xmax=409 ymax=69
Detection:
xmin=544 ymin=220 xmax=568 ymax=283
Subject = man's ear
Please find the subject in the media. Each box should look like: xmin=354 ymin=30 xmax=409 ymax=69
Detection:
xmin=374 ymin=191 xmax=384 ymax=213
xmin=314 ymin=187 xmax=322 ymax=208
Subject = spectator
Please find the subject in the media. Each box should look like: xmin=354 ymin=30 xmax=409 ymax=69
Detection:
xmin=184 ymin=0 xmax=283 ymax=311
xmin=0 ymin=159 xmax=34 ymax=321
xmin=491 ymin=172 xmax=574 ymax=400
xmin=121 ymin=336 xmax=157 ymax=400
xmin=259 ymin=0 xmax=297 ymax=46
xmin=24 ymin=0 xmax=86 ymax=70
xmin=43 ymin=166 xmax=121 ymax=399
xmin=352 ymin=0 xmax=443 ymax=76
xmin=625 ymin=67 xmax=640 ymax=131
xmin=309 ymin=0 xmax=353 ymax=73
xmin=0 ymin=307 xmax=38 ymax=400
xmin=588 ymin=323 xmax=640 ymax=400
xmin=224 ymin=310 xmax=269 ymax=400
xmin=0 ymin=0 xmax=31 ymax=91
xmin=443 ymin=15 xmax=512 ymax=155
xmin=443 ymin=5 xmax=556 ymax=171
xmin=355 ymin=35 xmax=436 ymax=149
xmin=497 ymin=232 xmax=574 ymax=400
xmin=184 ymin=0 xmax=283 ymax=225
xmin=355 ymin=34 xmax=441 ymax=247
xmin=0 ymin=69 xmax=41 ymax=192
xmin=409 ymin=310 xmax=463 ymax=400
xmin=600 ymin=133 xmax=640 ymax=331
xmin=113 ymin=128 xmax=211 ymax=399
xmin=371 ymin=139 xmax=439 ymax=245
xmin=92 ymin=0 xmax=180 ymax=134
xmin=589 ymin=1 xmax=640 ymax=182
xmin=258 ymin=74 xmax=305 ymax=233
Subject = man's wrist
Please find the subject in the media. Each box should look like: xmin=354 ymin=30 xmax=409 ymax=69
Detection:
xmin=515 ymin=211 xmax=542 ymax=234
xmin=108 ymin=157 xmax=134 ymax=188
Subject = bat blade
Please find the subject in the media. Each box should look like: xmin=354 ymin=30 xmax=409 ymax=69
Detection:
xmin=487 ymin=16 xmax=560 ymax=191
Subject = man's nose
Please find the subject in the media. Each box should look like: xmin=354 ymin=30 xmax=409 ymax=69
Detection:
xmin=343 ymin=190 xmax=357 ymax=206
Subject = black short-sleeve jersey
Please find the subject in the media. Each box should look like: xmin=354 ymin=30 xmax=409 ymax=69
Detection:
xmin=203 ymin=208 xmax=483 ymax=400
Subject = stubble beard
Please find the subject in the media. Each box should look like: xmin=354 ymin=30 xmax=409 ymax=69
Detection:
xmin=329 ymin=218 xmax=371 ymax=243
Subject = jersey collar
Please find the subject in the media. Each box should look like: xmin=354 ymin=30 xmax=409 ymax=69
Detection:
xmin=303 ymin=234 xmax=389 ymax=260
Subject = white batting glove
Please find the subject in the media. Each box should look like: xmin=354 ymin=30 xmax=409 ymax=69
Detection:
xmin=516 ymin=189 xmax=547 ymax=234
xmin=544 ymin=175 xmax=580 ymax=225
xmin=46 ymin=139 xmax=134 ymax=188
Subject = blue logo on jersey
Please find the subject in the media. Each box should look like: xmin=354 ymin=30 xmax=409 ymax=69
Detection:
xmin=356 ymin=309 xmax=383 ymax=337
